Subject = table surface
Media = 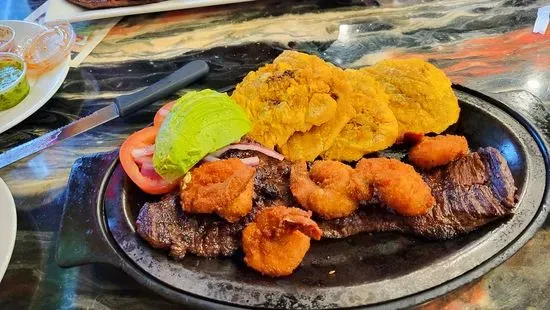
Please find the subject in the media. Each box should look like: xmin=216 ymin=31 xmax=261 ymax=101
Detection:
xmin=1 ymin=0 xmax=550 ymax=309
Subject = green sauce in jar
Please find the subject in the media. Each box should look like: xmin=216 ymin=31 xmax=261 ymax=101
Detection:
xmin=0 ymin=54 xmax=29 ymax=111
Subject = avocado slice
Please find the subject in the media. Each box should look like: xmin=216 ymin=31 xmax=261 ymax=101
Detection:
xmin=153 ymin=89 xmax=251 ymax=181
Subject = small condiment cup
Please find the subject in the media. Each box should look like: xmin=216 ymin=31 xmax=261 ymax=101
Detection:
xmin=0 ymin=25 xmax=15 ymax=52
xmin=0 ymin=52 xmax=30 ymax=111
xmin=20 ymin=22 xmax=75 ymax=75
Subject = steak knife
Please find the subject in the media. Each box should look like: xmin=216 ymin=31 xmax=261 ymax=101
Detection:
xmin=0 ymin=60 xmax=209 ymax=169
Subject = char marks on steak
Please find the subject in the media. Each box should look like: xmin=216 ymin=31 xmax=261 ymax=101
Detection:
xmin=221 ymin=150 xmax=296 ymax=208
xmin=136 ymin=193 xmax=243 ymax=259
xmin=320 ymin=147 xmax=517 ymax=240
xmin=67 ymin=0 xmax=164 ymax=9
xmin=136 ymin=152 xmax=292 ymax=259
xmin=136 ymin=147 xmax=517 ymax=258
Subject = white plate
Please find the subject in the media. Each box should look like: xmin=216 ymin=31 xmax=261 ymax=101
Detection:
xmin=0 ymin=177 xmax=16 ymax=283
xmin=46 ymin=0 xmax=254 ymax=23
xmin=0 ymin=20 xmax=70 ymax=134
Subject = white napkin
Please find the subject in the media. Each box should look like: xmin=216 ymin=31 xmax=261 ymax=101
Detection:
xmin=533 ymin=5 xmax=550 ymax=34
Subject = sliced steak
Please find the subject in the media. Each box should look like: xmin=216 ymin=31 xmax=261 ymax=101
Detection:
xmin=320 ymin=147 xmax=517 ymax=240
xmin=66 ymin=0 xmax=164 ymax=9
xmin=220 ymin=149 xmax=296 ymax=208
xmin=136 ymin=151 xmax=291 ymax=259
xmin=136 ymin=193 xmax=244 ymax=259
xmin=137 ymin=147 xmax=517 ymax=258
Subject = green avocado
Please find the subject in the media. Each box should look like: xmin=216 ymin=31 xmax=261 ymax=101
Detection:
xmin=153 ymin=89 xmax=251 ymax=181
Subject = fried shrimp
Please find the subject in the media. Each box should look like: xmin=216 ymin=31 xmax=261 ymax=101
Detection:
xmin=356 ymin=158 xmax=435 ymax=216
xmin=408 ymin=134 xmax=469 ymax=168
xmin=180 ymin=158 xmax=255 ymax=223
xmin=231 ymin=50 xmax=352 ymax=149
xmin=408 ymin=135 xmax=469 ymax=169
xmin=362 ymin=59 xmax=460 ymax=139
xmin=242 ymin=206 xmax=322 ymax=277
xmin=290 ymin=161 xmax=371 ymax=219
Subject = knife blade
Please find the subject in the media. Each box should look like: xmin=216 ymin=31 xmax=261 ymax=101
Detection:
xmin=0 ymin=60 xmax=209 ymax=169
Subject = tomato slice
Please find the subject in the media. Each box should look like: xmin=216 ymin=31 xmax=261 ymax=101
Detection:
xmin=153 ymin=100 xmax=176 ymax=128
xmin=119 ymin=126 xmax=178 ymax=195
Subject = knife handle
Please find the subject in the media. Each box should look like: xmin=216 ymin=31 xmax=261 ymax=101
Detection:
xmin=115 ymin=60 xmax=210 ymax=117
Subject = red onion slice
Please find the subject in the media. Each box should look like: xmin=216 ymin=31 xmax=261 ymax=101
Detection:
xmin=211 ymin=144 xmax=284 ymax=161
xmin=157 ymin=107 xmax=171 ymax=117
xmin=140 ymin=161 xmax=163 ymax=181
xmin=134 ymin=155 xmax=153 ymax=165
xmin=203 ymin=155 xmax=220 ymax=162
xmin=240 ymin=156 xmax=260 ymax=166
xmin=131 ymin=144 xmax=155 ymax=159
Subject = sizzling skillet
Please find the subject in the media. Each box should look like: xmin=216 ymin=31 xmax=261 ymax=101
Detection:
xmin=55 ymin=85 xmax=550 ymax=309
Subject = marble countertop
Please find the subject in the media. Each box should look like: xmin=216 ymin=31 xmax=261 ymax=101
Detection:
xmin=1 ymin=0 xmax=549 ymax=309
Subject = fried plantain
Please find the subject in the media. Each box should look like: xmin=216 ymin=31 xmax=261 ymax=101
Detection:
xmin=361 ymin=58 xmax=460 ymax=139
xmin=279 ymin=99 xmax=356 ymax=161
xmin=231 ymin=51 xmax=351 ymax=150
xmin=323 ymin=70 xmax=398 ymax=161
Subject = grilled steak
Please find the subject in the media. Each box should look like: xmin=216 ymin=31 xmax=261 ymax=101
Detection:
xmin=136 ymin=147 xmax=517 ymax=258
xmin=67 ymin=0 xmax=164 ymax=9
xmin=320 ymin=147 xmax=517 ymax=239
xmin=136 ymin=193 xmax=243 ymax=258
xmin=136 ymin=153 xmax=291 ymax=259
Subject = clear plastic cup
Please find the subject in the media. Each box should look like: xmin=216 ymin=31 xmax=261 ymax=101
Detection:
xmin=14 ymin=22 xmax=75 ymax=75
xmin=0 ymin=25 xmax=15 ymax=53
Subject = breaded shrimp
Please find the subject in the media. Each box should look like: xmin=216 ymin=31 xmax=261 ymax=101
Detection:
xmin=356 ymin=158 xmax=435 ymax=216
xmin=408 ymin=135 xmax=469 ymax=169
xmin=180 ymin=158 xmax=255 ymax=223
xmin=242 ymin=206 xmax=322 ymax=277
xmin=290 ymin=161 xmax=371 ymax=219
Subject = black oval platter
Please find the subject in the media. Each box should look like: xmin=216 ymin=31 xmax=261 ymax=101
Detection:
xmin=56 ymin=85 xmax=549 ymax=309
